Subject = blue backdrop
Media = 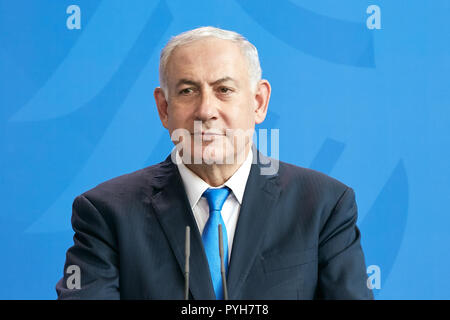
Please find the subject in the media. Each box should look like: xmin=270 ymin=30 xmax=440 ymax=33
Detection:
xmin=1 ymin=0 xmax=449 ymax=299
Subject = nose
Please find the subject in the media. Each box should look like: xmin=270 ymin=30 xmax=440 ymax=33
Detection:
xmin=194 ymin=89 xmax=217 ymax=122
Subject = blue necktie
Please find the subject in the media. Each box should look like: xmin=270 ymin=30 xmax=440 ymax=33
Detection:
xmin=202 ymin=187 xmax=230 ymax=300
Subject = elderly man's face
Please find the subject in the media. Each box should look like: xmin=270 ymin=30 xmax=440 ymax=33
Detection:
xmin=155 ymin=37 xmax=270 ymax=165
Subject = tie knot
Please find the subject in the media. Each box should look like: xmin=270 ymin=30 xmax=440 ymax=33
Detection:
xmin=202 ymin=187 xmax=231 ymax=212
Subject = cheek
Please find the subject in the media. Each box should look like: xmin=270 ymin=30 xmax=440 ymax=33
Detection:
xmin=167 ymin=105 xmax=191 ymax=126
xmin=229 ymin=103 xmax=255 ymax=127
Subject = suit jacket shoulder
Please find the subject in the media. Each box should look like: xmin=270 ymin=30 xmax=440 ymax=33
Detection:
xmin=78 ymin=157 xmax=177 ymax=217
xmin=277 ymin=160 xmax=349 ymax=195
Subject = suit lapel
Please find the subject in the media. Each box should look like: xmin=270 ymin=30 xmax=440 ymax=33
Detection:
xmin=227 ymin=150 xmax=281 ymax=299
xmin=149 ymin=156 xmax=215 ymax=300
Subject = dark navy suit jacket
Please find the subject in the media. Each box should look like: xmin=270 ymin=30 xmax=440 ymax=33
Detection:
xmin=56 ymin=149 xmax=373 ymax=299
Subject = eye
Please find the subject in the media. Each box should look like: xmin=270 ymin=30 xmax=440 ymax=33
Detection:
xmin=179 ymin=88 xmax=195 ymax=95
xmin=218 ymin=87 xmax=233 ymax=94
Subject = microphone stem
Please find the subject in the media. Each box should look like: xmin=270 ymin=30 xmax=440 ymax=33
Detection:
xmin=185 ymin=226 xmax=190 ymax=300
xmin=218 ymin=224 xmax=228 ymax=300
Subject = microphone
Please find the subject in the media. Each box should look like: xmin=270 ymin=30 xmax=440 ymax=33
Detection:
xmin=218 ymin=224 xmax=229 ymax=300
xmin=184 ymin=226 xmax=190 ymax=300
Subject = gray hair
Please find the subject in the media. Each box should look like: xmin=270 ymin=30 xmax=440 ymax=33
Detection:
xmin=159 ymin=26 xmax=262 ymax=97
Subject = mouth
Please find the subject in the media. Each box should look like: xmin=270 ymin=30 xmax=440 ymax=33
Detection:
xmin=191 ymin=131 xmax=225 ymax=136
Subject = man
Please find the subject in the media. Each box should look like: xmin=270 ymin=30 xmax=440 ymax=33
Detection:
xmin=56 ymin=26 xmax=373 ymax=300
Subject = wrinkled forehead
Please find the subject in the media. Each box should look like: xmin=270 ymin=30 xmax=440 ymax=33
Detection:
xmin=165 ymin=38 xmax=250 ymax=84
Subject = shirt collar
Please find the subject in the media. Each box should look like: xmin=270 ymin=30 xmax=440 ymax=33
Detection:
xmin=174 ymin=146 xmax=253 ymax=209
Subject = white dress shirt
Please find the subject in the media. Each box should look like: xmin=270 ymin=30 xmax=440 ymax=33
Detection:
xmin=174 ymin=147 xmax=253 ymax=263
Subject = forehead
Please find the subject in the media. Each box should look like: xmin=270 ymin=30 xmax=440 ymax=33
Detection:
xmin=166 ymin=38 xmax=248 ymax=82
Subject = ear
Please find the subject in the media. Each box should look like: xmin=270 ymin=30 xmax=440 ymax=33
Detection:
xmin=254 ymin=79 xmax=271 ymax=124
xmin=154 ymin=87 xmax=169 ymax=129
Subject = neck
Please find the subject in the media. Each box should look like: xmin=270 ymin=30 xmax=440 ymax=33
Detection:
xmin=184 ymin=145 xmax=251 ymax=187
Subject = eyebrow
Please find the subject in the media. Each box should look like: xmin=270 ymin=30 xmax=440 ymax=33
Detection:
xmin=176 ymin=79 xmax=200 ymax=88
xmin=210 ymin=76 xmax=238 ymax=86
xmin=175 ymin=76 xmax=238 ymax=88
